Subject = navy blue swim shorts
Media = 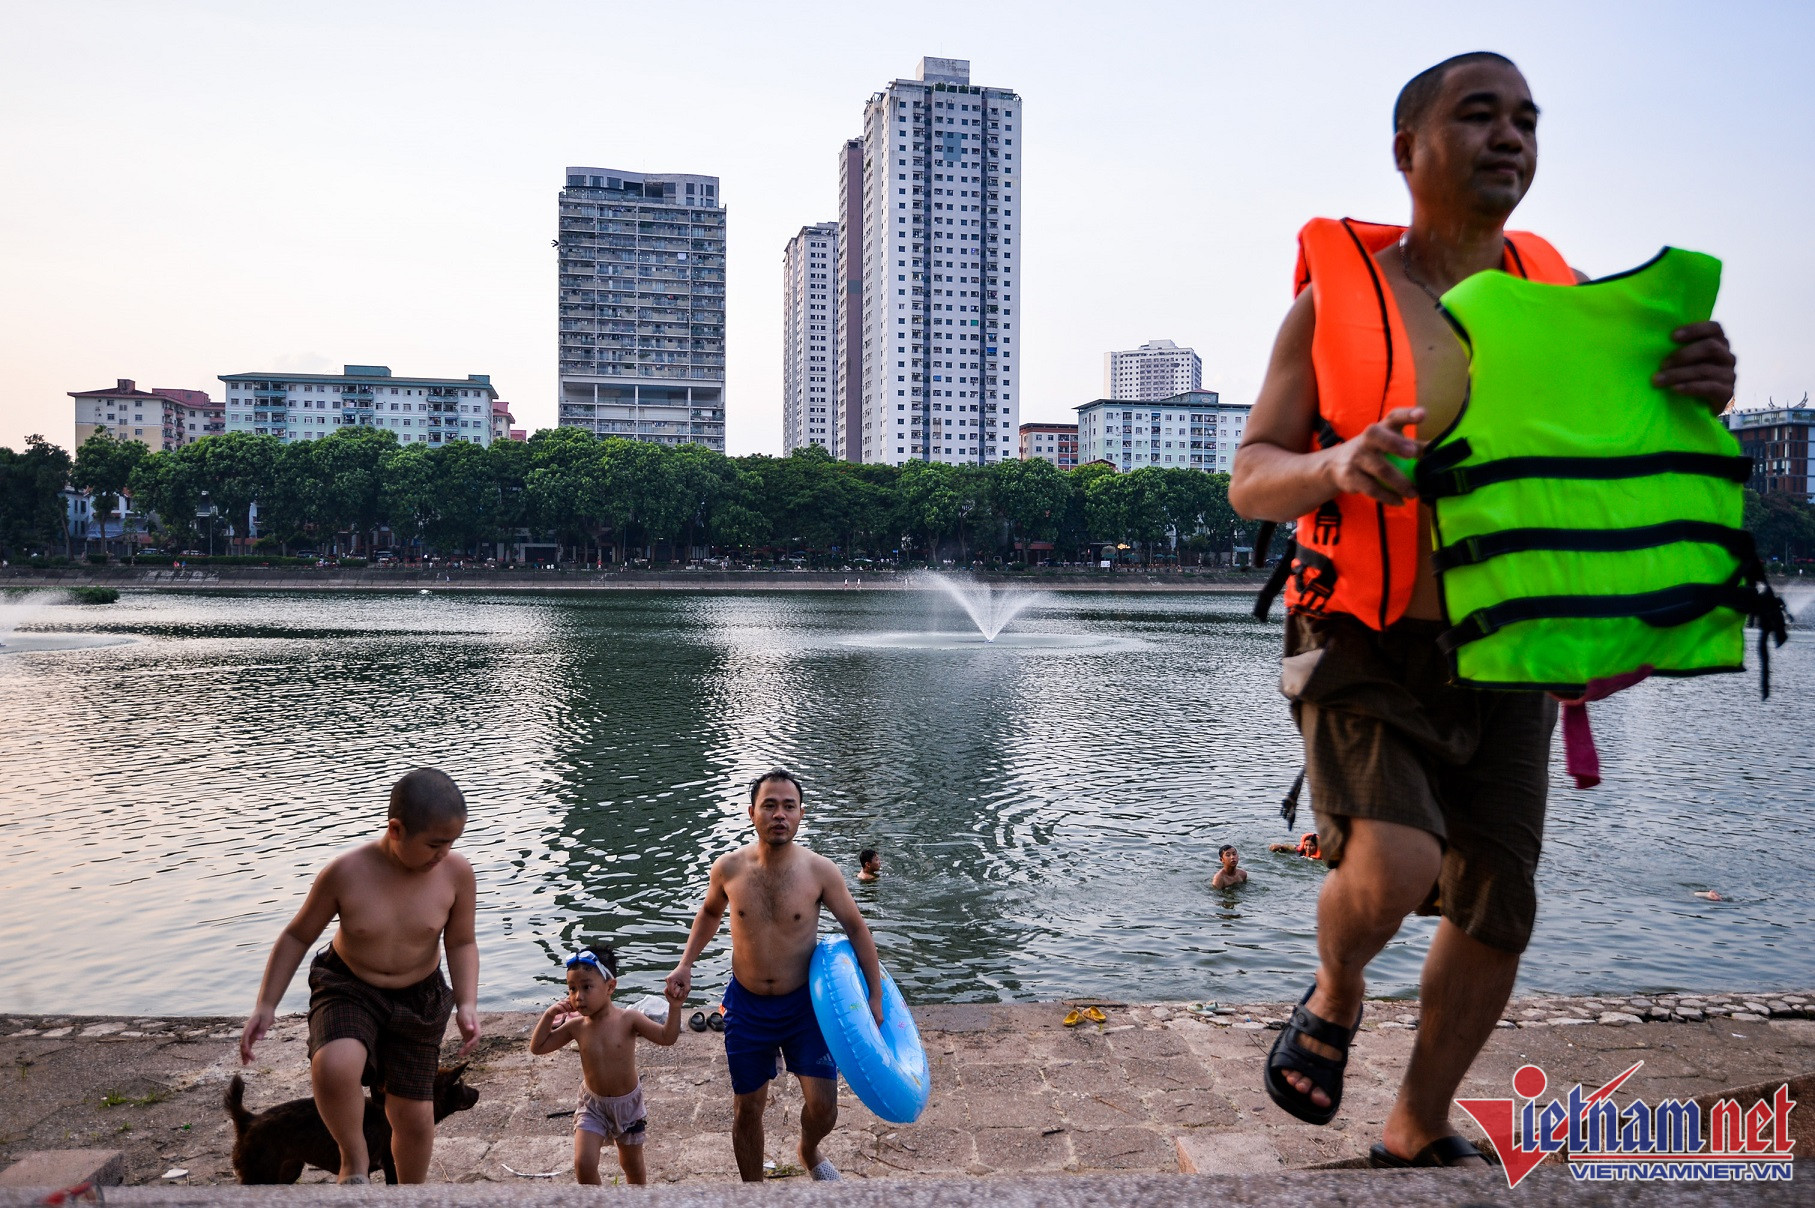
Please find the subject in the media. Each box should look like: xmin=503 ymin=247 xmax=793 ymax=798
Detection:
xmin=721 ymin=976 xmax=837 ymax=1095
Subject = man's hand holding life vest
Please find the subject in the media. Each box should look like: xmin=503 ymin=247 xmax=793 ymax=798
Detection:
xmin=1653 ymin=320 xmax=1736 ymax=412
xmin=1323 ymin=406 xmax=1427 ymax=506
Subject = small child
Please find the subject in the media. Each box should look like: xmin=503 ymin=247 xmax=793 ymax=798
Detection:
xmin=238 ymin=767 xmax=479 ymax=1184
xmin=530 ymin=943 xmax=685 ymax=1185
xmin=1211 ymin=843 xmax=1248 ymax=888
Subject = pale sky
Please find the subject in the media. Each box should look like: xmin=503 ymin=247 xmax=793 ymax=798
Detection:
xmin=3 ymin=1 xmax=1810 ymax=457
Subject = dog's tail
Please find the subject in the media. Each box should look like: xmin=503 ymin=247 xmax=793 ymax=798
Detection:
xmin=223 ymin=1075 xmax=253 ymax=1136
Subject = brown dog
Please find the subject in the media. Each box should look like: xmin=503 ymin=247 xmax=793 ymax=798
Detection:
xmin=224 ymin=1064 xmax=478 ymax=1184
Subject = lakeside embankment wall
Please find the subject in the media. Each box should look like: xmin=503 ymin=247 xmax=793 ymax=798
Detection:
xmin=1 ymin=567 xmax=1270 ymax=595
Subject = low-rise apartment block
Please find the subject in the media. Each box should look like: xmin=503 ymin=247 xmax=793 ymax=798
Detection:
xmin=1725 ymin=400 xmax=1813 ymax=502
xmin=220 ymin=365 xmax=499 ymax=446
xmin=1076 ymin=389 xmax=1248 ymax=472
xmin=69 ymin=379 xmax=224 ymax=451
xmin=1019 ymin=422 xmax=1077 ymax=467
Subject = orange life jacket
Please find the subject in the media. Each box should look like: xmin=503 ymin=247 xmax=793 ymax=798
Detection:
xmin=1282 ymin=217 xmax=1575 ymax=629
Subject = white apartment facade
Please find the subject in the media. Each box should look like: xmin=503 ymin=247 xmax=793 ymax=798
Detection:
xmin=782 ymin=222 xmax=839 ymax=453
xmin=1076 ymin=390 xmax=1248 ymax=472
xmin=556 ymin=167 xmax=727 ymax=452
xmin=1106 ymin=339 xmax=1202 ymax=401
xmin=220 ymin=365 xmax=499 ymax=445
xmin=842 ymin=57 xmax=1023 ymax=465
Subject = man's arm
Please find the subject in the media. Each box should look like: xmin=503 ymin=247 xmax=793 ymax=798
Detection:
xmin=821 ymin=861 xmax=885 ymax=1027
xmin=443 ymin=855 xmax=480 ymax=1058
xmin=240 ymin=861 xmax=341 ymax=1064
xmin=1229 ymin=289 xmax=1426 ymax=520
xmin=665 ymin=857 xmax=730 ymax=1001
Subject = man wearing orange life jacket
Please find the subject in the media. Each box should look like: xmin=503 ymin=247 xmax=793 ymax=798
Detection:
xmin=1230 ymin=52 xmax=1737 ymax=1167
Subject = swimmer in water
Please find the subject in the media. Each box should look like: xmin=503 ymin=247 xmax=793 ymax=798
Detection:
xmin=1212 ymin=844 xmax=1248 ymax=889
xmin=1269 ymin=832 xmax=1322 ymax=861
xmin=1693 ymin=890 xmax=1724 ymax=901
xmin=857 ymin=849 xmax=881 ymax=882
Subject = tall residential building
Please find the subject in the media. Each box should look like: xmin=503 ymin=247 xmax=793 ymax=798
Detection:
xmin=556 ymin=167 xmax=726 ymax=452
xmin=69 ymin=379 xmax=223 ymax=451
xmin=1018 ymin=422 xmax=1078 ymax=468
xmin=1076 ymin=389 xmax=1249 ymax=472
xmin=220 ymin=365 xmax=498 ymax=445
xmin=782 ymin=222 xmax=838 ymax=453
xmin=834 ymin=139 xmax=863 ymax=460
xmin=1725 ymin=399 xmax=1814 ymax=502
xmin=1105 ymin=339 xmax=1203 ymax=401
xmin=840 ymin=57 xmax=1023 ymax=466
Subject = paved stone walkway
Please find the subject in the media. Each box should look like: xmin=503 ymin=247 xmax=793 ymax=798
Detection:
xmin=3 ymin=993 xmax=1810 ymax=1187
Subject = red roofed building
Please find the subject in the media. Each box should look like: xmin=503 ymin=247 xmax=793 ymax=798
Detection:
xmin=491 ymin=399 xmax=518 ymax=443
xmin=68 ymin=379 xmax=222 ymax=452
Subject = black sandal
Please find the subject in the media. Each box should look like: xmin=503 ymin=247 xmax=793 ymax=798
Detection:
xmin=1368 ymin=1135 xmax=1486 ymax=1168
xmin=1264 ymin=982 xmax=1362 ymax=1125
xmin=687 ymin=1011 xmax=707 ymax=1033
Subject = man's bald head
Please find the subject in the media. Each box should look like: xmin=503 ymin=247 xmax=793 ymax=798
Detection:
xmin=1395 ymin=52 xmax=1519 ymax=132
xmin=389 ymin=767 xmax=467 ymax=834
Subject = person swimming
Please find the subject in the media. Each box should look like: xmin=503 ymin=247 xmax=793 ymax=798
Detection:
xmin=1212 ymin=844 xmax=1249 ymax=888
xmin=1269 ymin=832 xmax=1322 ymax=861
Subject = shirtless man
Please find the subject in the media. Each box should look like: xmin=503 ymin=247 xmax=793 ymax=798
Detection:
xmin=665 ymin=768 xmax=884 ymax=1183
xmin=1231 ymin=53 xmax=1735 ymax=1166
xmin=239 ymin=768 xmax=480 ymax=1183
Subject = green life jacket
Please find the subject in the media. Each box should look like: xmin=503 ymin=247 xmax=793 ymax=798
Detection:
xmin=1417 ymin=247 xmax=1787 ymax=694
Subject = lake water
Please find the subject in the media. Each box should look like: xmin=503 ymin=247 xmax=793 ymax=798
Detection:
xmin=1 ymin=587 xmax=1810 ymax=1017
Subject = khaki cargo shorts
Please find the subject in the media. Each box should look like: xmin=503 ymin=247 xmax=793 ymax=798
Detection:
xmin=1282 ymin=612 xmax=1557 ymax=954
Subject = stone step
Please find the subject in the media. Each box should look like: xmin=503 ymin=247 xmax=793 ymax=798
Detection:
xmin=0 ymin=1151 xmax=125 ymax=1189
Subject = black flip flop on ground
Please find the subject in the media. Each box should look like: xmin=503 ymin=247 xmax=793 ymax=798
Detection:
xmin=1264 ymin=982 xmax=1363 ymax=1126
xmin=1368 ymin=1135 xmax=1487 ymax=1168
xmin=706 ymin=1010 xmax=725 ymax=1033
xmin=688 ymin=1011 xmax=708 ymax=1033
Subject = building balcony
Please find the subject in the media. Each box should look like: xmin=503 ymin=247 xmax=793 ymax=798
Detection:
xmin=253 ymin=386 xmax=286 ymax=399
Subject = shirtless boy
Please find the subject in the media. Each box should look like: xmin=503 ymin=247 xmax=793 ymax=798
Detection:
xmin=665 ymin=768 xmax=885 ymax=1183
xmin=529 ymin=943 xmax=684 ymax=1185
xmin=1230 ymin=53 xmax=1734 ymax=1166
xmin=1211 ymin=844 xmax=1248 ymax=888
xmin=239 ymin=768 xmax=479 ymax=1183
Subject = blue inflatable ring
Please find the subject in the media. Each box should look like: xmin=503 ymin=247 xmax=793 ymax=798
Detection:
xmin=808 ymin=935 xmax=930 ymax=1123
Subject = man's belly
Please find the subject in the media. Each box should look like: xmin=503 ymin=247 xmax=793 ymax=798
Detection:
xmin=727 ymin=921 xmax=818 ymax=995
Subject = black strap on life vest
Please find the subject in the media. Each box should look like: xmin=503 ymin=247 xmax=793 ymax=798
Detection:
xmin=1253 ymin=529 xmax=1292 ymax=620
xmin=1438 ymin=560 xmax=1789 ymax=697
xmin=1252 ymin=420 xmax=1342 ymax=621
xmin=1430 ymin=520 xmax=1758 ymax=572
xmin=1279 ymin=766 xmax=1306 ymax=831
xmin=1416 ymin=440 xmax=1753 ymax=501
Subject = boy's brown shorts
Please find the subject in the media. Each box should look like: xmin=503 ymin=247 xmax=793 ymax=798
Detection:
xmin=307 ymin=945 xmax=453 ymax=1101
xmin=1283 ymin=612 xmax=1557 ymax=955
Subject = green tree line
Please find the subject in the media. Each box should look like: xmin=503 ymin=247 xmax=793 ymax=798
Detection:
xmin=7 ymin=425 xmax=1815 ymax=569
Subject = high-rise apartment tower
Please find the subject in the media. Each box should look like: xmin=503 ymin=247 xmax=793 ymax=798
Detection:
xmin=556 ymin=167 xmax=727 ymax=451
xmin=782 ymin=222 xmax=838 ymax=453
xmin=834 ymin=139 xmax=863 ymax=460
xmin=840 ymin=58 xmax=1023 ymax=465
xmin=1106 ymin=339 xmax=1202 ymax=401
